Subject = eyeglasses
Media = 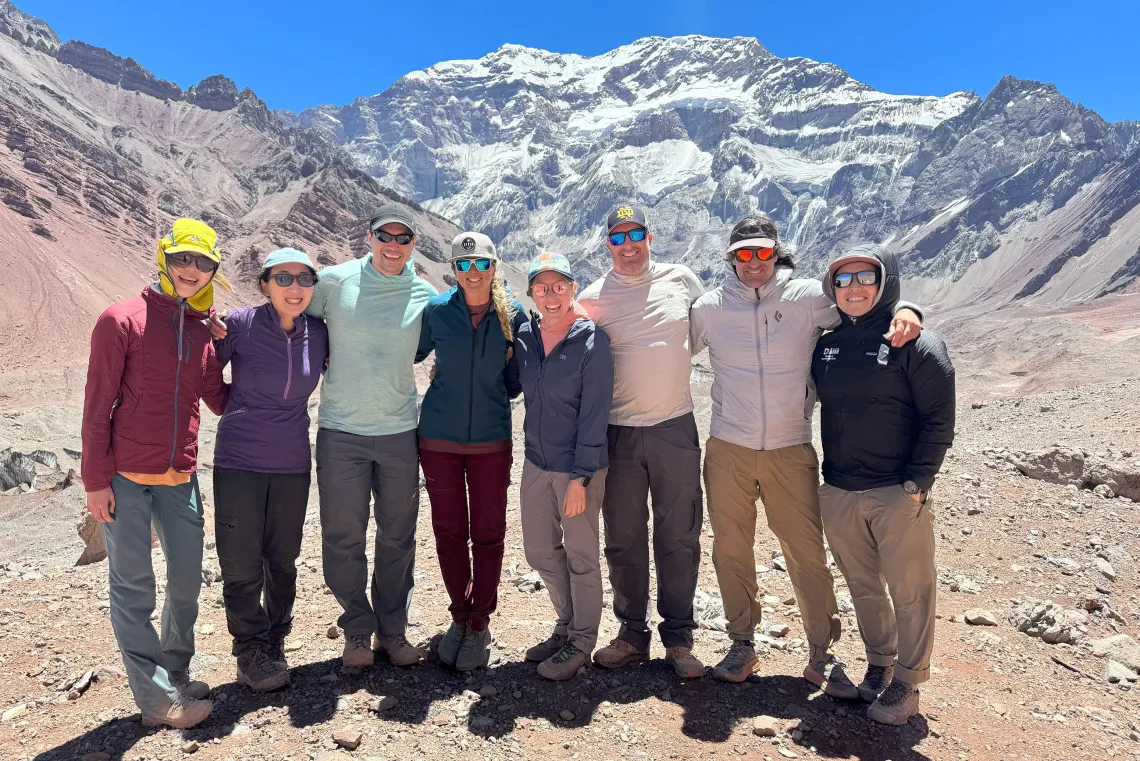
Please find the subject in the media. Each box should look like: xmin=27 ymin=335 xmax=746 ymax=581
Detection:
xmin=267 ymin=272 xmax=319 ymax=288
xmin=530 ymin=282 xmax=572 ymax=297
xmin=608 ymin=228 xmax=648 ymax=246
xmin=833 ymin=270 xmax=880 ymax=289
xmin=372 ymin=229 xmax=414 ymax=245
xmin=454 ymin=258 xmax=492 ymax=272
xmin=166 ymin=252 xmax=218 ymax=273
xmin=733 ymin=247 xmax=777 ymax=263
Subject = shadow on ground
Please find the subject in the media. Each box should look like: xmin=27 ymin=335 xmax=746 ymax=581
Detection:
xmin=34 ymin=650 xmax=930 ymax=761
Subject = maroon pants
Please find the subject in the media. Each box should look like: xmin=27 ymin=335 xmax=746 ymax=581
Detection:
xmin=419 ymin=448 xmax=512 ymax=631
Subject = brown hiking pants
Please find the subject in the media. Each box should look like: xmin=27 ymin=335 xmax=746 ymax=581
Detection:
xmin=819 ymin=483 xmax=937 ymax=684
xmin=703 ymin=437 xmax=840 ymax=659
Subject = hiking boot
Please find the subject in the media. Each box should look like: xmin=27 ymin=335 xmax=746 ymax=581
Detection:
xmin=170 ymin=671 xmax=210 ymax=700
xmin=525 ymin=631 xmax=568 ymax=663
xmin=537 ymin=643 xmax=589 ymax=681
xmin=867 ymin=680 xmax=920 ymax=725
xmin=236 ymin=646 xmax=290 ymax=692
xmin=455 ymin=627 xmax=492 ymax=672
xmin=592 ymin=638 xmax=649 ymax=669
xmin=342 ymin=633 xmax=375 ymax=668
xmin=858 ymin=663 xmax=895 ymax=703
xmin=804 ymin=655 xmax=859 ymax=699
xmin=373 ymin=633 xmax=423 ymax=667
xmin=266 ymin=636 xmax=288 ymax=670
xmin=438 ymin=622 xmax=467 ymax=667
xmin=665 ymin=646 xmax=706 ymax=679
xmin=141 ymin=696 xmax=213 ymax=729
xmin=712 ymin=641 xmax=759 ymax=683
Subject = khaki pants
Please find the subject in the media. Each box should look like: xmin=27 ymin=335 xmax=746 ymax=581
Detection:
xmin=819 ymin=483 xmax=937 ymax=685
xmin=704 ymin=437 xmax=840 ymax=659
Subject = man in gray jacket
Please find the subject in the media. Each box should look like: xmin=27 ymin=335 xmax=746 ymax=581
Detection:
xmin=690 ymin=216 xmax=922 ymax=694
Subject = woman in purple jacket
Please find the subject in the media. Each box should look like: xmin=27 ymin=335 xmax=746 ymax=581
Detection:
xmin=213 ymin=248 xmax=329 ymax=691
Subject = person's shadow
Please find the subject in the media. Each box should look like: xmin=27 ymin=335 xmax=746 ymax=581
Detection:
xmin=33 ymin=645 xmax=931 ymax=761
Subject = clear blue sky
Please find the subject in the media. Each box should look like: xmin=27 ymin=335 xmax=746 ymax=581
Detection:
xmin=17 ymin=0 xmax=1140 ymax=122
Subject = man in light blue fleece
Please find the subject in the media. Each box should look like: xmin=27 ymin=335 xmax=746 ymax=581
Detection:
xmin=306 ymin=204 xmax=437 ymax=668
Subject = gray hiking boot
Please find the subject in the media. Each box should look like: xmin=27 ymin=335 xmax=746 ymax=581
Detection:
xmin=804 ymin=655 xmax=859 ymax=699
xmin=858 ymin=663 xmax=895 ymax=702
xmin=537 ymin=643 xmax=589 ymax=681
xmin=141 ymin=696 xmax=213 ymax=729
xmin=525 ymin=631 xmax=568 ymax=663
xmin=236 ymin=646 xmax=290 ymax=692
xmin=170 ymin=671 xmax=210 ymax=700
xmin=867 ymin=680 xmax=921 ymax=725
xmin=712 ymin=641 xmax=759 ymax=683
xmin=665 ymin=646 xmax=706 ymax=679
xmin=438 ymin=621 xmax=467 ymax=667
xmin=455 ymin=627 xmax=492 ymax=672
xmin=592 ymin=637 xmax=649 ymax=669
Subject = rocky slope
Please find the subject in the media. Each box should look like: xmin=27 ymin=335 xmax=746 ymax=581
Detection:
xmin=286 ymin=36 xmax=1140 ymax=307
xmin=0 ymin=2 xmax=511 ymax=378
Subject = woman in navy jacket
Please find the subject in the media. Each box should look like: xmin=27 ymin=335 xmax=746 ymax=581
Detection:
xmin=213 ymin=248 xmax=328 ymax=692
xmin=415 ymin=232 xmax=524 ymax=671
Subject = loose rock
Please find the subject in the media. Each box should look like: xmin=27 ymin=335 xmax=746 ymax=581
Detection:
xmin=965 ymin=609 xmax=998 ymax=626
xmin=752 ymin=715 xmax=781 ymax=737
xmin=333 ymin=729 xmax=363 ymax=750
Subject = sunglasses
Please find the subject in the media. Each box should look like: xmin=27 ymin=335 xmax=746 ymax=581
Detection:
xmin=267 ymin=272 xmax=319 ymax=288
xmin=733 ymin=247 xmax=777 ymax=263
xmin=608 ymin=228 xmax=648 ymax=246
xmin=372 ymin=229 xmax=414 ymax=245
xmin=530 ymin=281 xmax=571 ymax=297
xmin=166 ymin=252 xmax=218 ymax=273
xmin=833 ymin=270 xmax=880 ymax=289
xmin=454 ymin=258 xmax=493 ymax=272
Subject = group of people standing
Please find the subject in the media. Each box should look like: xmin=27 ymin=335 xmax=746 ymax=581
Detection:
xmin=81 ymin=203 xmax=954 ymax=733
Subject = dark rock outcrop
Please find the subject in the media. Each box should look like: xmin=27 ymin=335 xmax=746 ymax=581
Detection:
xmin=186 ymin=74 xmax=239 ymax=111
xmin=57 ymin=41 xmax=183 ymax=101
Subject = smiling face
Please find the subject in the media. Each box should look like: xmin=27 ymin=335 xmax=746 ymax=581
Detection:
xmin=368 ymin=223 xmax=415 ymax=276
xmin=605 ymin=222 xmax=652 ymax=277
xmin=733 ymin=251 xmax=777 ymax=290
xmin=834 ymin=260 xmax=881 ymax=318
xmin=261 ymin=262 xmax=315 ymax=320
xmin=454 ymin=258 xmax=494 ymax=303
xmin=165 ymin=254 xmax=215 ymax=299
xmin=531 ymin=271 xmax=577 ymax=323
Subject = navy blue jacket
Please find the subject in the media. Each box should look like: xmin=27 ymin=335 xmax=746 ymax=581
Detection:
xmin=416 ymin=287 xmax=525 ymax=443
xmin=515 ymin=313 xmax=613 ymax=479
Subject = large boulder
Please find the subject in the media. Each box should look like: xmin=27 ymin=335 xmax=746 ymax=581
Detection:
xmin=1092 ymin=634 xmax=1140 ymax=673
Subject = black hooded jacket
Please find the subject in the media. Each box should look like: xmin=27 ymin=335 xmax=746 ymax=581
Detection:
xmin=810 ymin=245 xmax=955 ymax=492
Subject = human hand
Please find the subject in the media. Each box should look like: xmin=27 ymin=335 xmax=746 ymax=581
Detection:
xmin=207 ymin=312 xmax=228 ymax=341
xmin=86 ymin=487 xmax=116 ymax=522
xmin=885 ymin=309 xmax=921 ymax=348
xmin=563 ymin=480 xmax=586 ymax=517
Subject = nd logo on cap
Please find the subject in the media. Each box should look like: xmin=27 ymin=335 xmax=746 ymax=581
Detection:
xmin=615 ymin=207 xmax=635 ymax=220
xmin=461 ymin=237 xmax=476 ymax=251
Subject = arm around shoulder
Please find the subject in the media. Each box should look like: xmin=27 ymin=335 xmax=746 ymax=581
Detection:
xmin=571 ymin=328 xmax=614 ymax=479
xmin=903 ymin=332 xmax=956 ymax=491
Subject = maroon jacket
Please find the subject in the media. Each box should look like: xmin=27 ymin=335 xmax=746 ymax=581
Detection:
xmin=81 ymin=286 xmax=229 ymax=492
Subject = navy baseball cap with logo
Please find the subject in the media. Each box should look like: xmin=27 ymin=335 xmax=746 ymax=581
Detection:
xmin=606 ymin=205 xmax=649 ymax=233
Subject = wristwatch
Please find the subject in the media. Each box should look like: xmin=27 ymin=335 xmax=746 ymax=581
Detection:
xmin=902 ymin=480 xmax=920 ymax=496
xmin=573 ymin=475 xmax=591 ymax=488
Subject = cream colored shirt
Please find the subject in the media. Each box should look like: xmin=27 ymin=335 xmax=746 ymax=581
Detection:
xmin=578 ymin=261 xmax=704 ymax=426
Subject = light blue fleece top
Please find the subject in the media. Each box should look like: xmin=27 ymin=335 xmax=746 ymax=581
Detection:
xmin=305 ymin=255 xmax=437 ymax=436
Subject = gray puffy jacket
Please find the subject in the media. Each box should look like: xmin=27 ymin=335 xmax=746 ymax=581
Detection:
xmin=691 ymin=266 xmax=837 ymax=451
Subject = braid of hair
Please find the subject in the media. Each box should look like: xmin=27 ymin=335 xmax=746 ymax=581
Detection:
xmin=489 ymin=265 xmax=515 ymax=361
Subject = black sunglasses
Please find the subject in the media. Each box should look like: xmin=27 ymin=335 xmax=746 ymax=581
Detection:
xmin=166 ymin=252 xmax=218 ymax=273
xmin=455 ymin=258 xmax=492 ymax=272
xmin=372 ymin=229 xmax=414 ymax=245
xmin=833 ymin=270 xmax=880 ymax=289
xmin=266 ymin=272 xmax=319 ymax=288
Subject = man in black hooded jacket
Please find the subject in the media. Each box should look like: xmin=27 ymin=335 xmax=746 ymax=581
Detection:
xmin=810 ymin=244 xmax=955 ymax=726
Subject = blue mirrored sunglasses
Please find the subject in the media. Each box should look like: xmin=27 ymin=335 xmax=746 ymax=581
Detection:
xmin=454 ymin=258 xmax=492 ymax=272
xmin=608 ymin=228 xmax=648 ymax=246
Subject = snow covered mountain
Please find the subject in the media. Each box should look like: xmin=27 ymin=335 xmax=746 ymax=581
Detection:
xmin=283 ymin=36 xmax=1140 ymax=305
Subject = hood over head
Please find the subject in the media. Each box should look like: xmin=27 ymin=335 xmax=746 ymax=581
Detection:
xmin=822 ymin=244 xmax=900 ymax=323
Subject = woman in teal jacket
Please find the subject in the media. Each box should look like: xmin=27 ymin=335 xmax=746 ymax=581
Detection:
xmin=416 ymin=231 xmax=525 ymax=671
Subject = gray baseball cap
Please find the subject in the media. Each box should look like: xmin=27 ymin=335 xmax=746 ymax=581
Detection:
xmin=450 ymin=231 xmax=498 ymax=261
xmin=369 ymin=204 xmax=417 ymax=235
